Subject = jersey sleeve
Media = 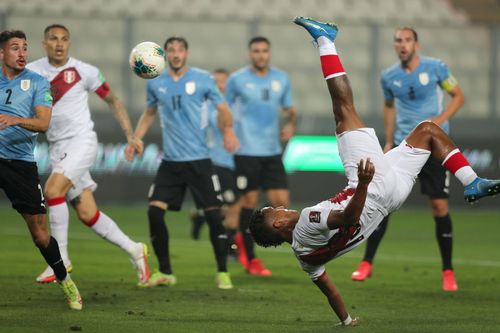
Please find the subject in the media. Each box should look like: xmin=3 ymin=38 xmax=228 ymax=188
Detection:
xmin=380 ymin=73 xmax=394 ymax=101
xmin=224 ymin=75 xmax=237 ymax=106
xmin=205 ymin=75 xmax=225 ymax=107
xmin=82 ymin=63 xmax=110 ymax=98
xmin=33 ymin=77 xmax=53 ymax=108
xmin=146 ymin=81 xmax=158 ymax=108
xmin=435 ymin=60 xmax=458 ymax=93
xmin=280 ymin=74 xmax=294 ymax=109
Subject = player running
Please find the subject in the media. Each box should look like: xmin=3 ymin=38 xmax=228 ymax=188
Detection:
xmin=0 ymin=29 xmax=82 ymax=310
xmin=125 ymin=37 xmax=239 ymax=289
xmin=351 ymin=26 xmax=465 ymax=291
xmin=249 ymin=17 xmax=500 ymax=326
xmin=225 ymin=37 xmax=297 ymax=275
xmin=27 ymin=24 xmax=149 ymax=286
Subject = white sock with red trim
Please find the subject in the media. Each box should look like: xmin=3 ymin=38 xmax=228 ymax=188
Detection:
xmin=442 ymin=149 xmax=477 ymax=186
xmin=88 ymin=210 xmax=136 ymax=255
xmin=47 ymin=197 xmax=70 ymax=264
xmin=317 ymin=36 xmax=346 ymax=79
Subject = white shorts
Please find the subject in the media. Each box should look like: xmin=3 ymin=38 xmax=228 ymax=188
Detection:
xmin=49 ymin=131 xmax=98 ymax=201
xmin=337 ymin=128 xmax=431 ymax=216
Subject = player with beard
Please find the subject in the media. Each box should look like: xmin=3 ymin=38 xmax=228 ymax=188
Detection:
xmin=0 ymin=29 xmax=82 ymax=310
xmin=351 ymin=27 xmax=465 ymax=291
xmin=125 ymin=37 xmax=239 ymax=289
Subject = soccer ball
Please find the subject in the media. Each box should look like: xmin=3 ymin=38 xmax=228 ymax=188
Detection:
xmin=129 ymin=41 xmax=165 ymax=79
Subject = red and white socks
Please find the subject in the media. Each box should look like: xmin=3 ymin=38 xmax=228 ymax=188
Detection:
xmin=317 ymin=36 xmax=346 ymax=79
xmin=88 ymin=210 xmax=136 ymax=256
xmin=47 ymin=197 xmax=70 ymax=264
xmin=442 ymin=149 xmax=477 ymax=186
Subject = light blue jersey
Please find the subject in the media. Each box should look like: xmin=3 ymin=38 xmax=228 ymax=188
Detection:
xmin=206 ymin=101 xmax=234 ymax=169
xmin=147 ymin=67 xmax=224 ymax=161
xmin=380 ymin=56 xmax=458 ymax=145
xmin=0 ymin=69 xmax=52 ymax=162
xmin=225 ymin=66 xmax=293 ymax=156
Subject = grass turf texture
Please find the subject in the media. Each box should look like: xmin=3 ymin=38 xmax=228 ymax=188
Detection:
xmin=0 ymin=206 xmax=499 ymax=333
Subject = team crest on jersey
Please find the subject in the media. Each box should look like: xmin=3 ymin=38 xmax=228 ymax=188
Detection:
xmin=236 ymin=176 xmax=248 ymax=190
xmin=271 ymin=80 xmax=281 ymax=92
xmin=20 ymin=79 xmax=30 ymax=91
xmin=185 ymin=81 xmax=196 ymax=95
xmin=309 ymin=211 xmax=321 ymax=223
xmin=419 ymin=72 xmax=429 ymax=86
xmin=64 ymin=70 xmax=77 ymax=84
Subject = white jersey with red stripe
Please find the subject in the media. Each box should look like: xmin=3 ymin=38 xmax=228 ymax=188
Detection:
xmin=292 ymin=188 xmax=385 ymax=280
xmin=27 ymin=57 xmax=109 ymax=142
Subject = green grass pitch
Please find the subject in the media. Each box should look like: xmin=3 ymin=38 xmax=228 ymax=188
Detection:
xmin=0 ymin=205 xmax=499 ymax=333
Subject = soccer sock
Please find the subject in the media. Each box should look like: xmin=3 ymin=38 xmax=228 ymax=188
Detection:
xmin=204 ymin=209 xmax=229 ymax=272
xmin=442 ymin=149 xmax=477 ymax=186
xmin=239 ymin=208 xmax=256 ymax=261
xmin=435 ymin=214 xmax=453 ymax=270
xmin=317 ymin=36 xmax=346 ymax=79
xmin=148 ymin=206 xmax=172 ymax=274
xmin=363 ymin=214 xmax=390 ymax=263
xmin=47 ymin=197 xmax=70 ymax=264
xmin=38 ymin=236 xmax=67 ymax=281
xmin=86 ymin=210 xmax=136 ymax=255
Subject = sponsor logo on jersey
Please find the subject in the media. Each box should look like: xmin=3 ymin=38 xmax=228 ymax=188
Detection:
xmin=64 ymin=70 xmax=76 ymax=84
xmin=44 ymin=91 xmax=53 ymax=103
xmin=271 ymin=80 xmax=281 ymax=92
xmin=236 ymin=176 xmax=247 ymax=190
xmin=20 ymin=79 xmax=30 ymax=91
xmin=419 ymin=72 xmax=429 ymax=86
xmin=158 ymin=87 xmax=167 ymax=94
xmin=185 ymin=81 xmax=196 ymax=95
xmin=309 ymin=211 xmax=321 ymax=223
xmin=393 ymin=80 xmax=402 ymax=87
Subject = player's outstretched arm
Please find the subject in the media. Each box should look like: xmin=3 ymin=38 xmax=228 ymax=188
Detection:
xmin=103 ymin=90 xmax=143 ymax=154
xmin=124 ymin=106 xmax=157 ymax=161
xmin=327 ymin=159 xmax=375 ymax=228
xmin=313 ymin=271 xmax=359 ymax=327
xmin=0 ymin=105 xmax=52 ymax=133
xmin=216 ymin=103 xmax=240 ymax=153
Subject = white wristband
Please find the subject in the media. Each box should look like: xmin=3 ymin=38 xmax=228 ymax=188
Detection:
xmin=342 ymin=314 xmax=352 ymax=326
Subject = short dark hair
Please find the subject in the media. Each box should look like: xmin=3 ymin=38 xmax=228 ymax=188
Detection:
xmin=248 ymin=36 xmax=271 ymax=49
xmin=0 ymin=30 xmax=27 ymax=48
xmin=248 ymin=209 xmax=285 ymax=248
xmin=213 ymin=68 xmax=229 ymax=75
xmin=44 ymin=24 xmax=70 ymax=38
xmin=395 ymin=26 xmax=418 ymax=42
xmin=164 ymin=36 xmax=188 ymax=50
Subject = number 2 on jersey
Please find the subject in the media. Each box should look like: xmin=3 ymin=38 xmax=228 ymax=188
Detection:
xmin=4 ymin=89 xmax=13 ymax=105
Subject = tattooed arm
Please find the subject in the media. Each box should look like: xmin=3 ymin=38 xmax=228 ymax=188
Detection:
xmin=0 ymin=105 xmax=52 ymax=133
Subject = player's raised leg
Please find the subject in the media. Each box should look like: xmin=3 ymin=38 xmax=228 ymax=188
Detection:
xmin=71 ymin=189 xmax=150 ymax=286
xmin=293 ymin=17 xmax=364 ymax=134
xmin=405 ymin=121 xmax=499 ymax=202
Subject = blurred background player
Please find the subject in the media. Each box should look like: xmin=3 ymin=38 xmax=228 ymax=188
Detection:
xmin=225 ymin=36 xmax=297 ymax=275
xmin=190 ymin=68 xmax=242 ymax=260
xmin=125 ymin=37 xmax=239 ymax=289
xmin=27 ymin=24 xmax=149 ymax=286
xmin=351 ymin=27 xmax=465 ymax=291
xmin=0 ymin=29 xmax=82 ymax=310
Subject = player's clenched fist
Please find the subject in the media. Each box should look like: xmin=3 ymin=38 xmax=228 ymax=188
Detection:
xmin=357 ymin=158 xmax=375 ymax=185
